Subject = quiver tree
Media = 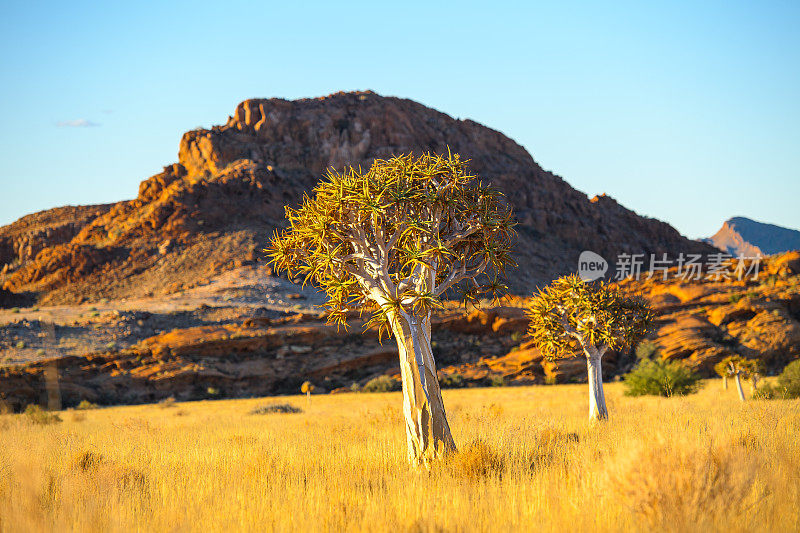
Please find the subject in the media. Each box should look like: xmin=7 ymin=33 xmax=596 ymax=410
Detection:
xmin=716 ymin=356 xmax=760 ymax=401
xmin=268 ymin=152 xmax=515 ymax=465
xmin=526 ymin=275 xmax=654 ymax=421
xmin=301 ymin=380 xmax=315 ymax=404
xmin=714 ymin=362 xmax=729 ymax=390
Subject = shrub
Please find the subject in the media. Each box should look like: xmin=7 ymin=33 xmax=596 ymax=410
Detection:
xmin=488 ymin=375 xmax=506 ymax=387
xmin=635 ymin=340 xmax=659 ymax=360
xmin=728 ymin=293 xmax=744 ymax=304
xmin=444 ymin=440 xmax=504 ymax=480
xmin=623 ymin=359 xmax=703 ymax=397
xmin=158 ymin=397 xmax=177 ymax=408
xmin=76 ymin=400 xmax=98 ymax=410
xmin=777 ymin=359 xmax=800 ymax=398
xmin=24 ymin=404 xmax=61 ymax=425
xmin=439 ymin=373 xmax=465 ymax=389
xmin=250 ymin=403 xmax=302 ymax=415
xmin=607 ymin=442 xmax=761 ymax=531
xmin=362 ymin=375 xmax=400 ymax=393
xmin=15 ymin=341 xmax=25 ymax=349
xmin=752 ymin=383 xmax=777 ymax=400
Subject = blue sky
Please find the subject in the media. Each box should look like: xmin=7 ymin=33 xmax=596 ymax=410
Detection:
xmin=1 ymin=0 xmax=798 ymax=238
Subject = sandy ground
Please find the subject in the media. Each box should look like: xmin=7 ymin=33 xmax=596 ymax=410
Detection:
xmin=0 ymin=265 xmax=327 ymax=365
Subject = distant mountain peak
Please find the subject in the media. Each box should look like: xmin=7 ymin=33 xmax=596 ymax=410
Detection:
xmin=705 ymin=217 xmax=800 ymax=256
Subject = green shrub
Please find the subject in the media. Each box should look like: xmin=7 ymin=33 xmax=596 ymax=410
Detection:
xmin=488 ymin=375 xmax=506 ymax=387
xmin=635 ymin=340 xmax=659 ymax=360
xmin=777 ymin=359 xmax=800 ymax=398
xmin=623 ymin=359 xmax=703 ymax=397
xmin=76 ymin=400 xmax=98 ymax=410
xmin=362 ymin=375 xmax=400 ymax=393
xmin=439 ymin=373 xmax=465 ymax=389
xmin=752 ymin=383 xmax=777 ymax=400
xmin=24 ymin=404 xmax=61 ymax=425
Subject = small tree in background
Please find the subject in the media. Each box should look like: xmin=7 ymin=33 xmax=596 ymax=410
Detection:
xmin=301 ymin=381 xmax=315 ymax=404
xmin=526 ymin=275 xmax=654 ymax=420
xmin=714 ymin=360 xmax=730 ymax=390
xmin=268 ymin=152 xmax=515 ymax=465
xmin=716 ymin=356 xmax=759 ymax=401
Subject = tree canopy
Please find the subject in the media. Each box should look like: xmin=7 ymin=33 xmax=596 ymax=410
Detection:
xmin=267 ymin=152 xmax=516 ymax=336
xmin=714 ymin=355 xmax=761 ymax=378
xmin=526 ymin=274 xmax=654 ymax=359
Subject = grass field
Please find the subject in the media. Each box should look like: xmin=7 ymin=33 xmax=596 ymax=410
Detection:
xmin=0 ymin=381 xmax=798 ymax=532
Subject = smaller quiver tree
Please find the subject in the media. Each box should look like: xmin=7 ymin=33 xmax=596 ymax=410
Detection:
xmin=717 ymin=356 xmax=760 ymax=401
xmin=268 ymin=152 xmax=515 ymax=465
xmin=714 ymin=361 xmax=730 ymax=390
xmin=527 ymin=275 xmax=654 ymax=421
xmin=301 ymin=381 xmax=315 ymax=404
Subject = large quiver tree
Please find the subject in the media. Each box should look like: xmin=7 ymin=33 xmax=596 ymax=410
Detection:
xmin=526 ymin=275 xmax=654 ymax=420
xmin=268 ymin=152 xmax=515 ymax=465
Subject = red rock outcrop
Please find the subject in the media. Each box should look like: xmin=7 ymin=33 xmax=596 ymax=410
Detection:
xmin=0 ymin=91 xmax=713 ymax=305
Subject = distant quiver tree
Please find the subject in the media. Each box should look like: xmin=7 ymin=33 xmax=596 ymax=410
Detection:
xmin=527 ymin=275 xmax=654 ymax=420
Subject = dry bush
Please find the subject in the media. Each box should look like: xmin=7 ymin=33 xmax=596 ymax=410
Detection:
xmin=606 ymin=441 xmax=763 ymax=531
xmin=24 ymin=405 xmax=61 ymax=425
xmin=444 ymin=440 xmax=505 ymax=480
xmin=526 ymin=428 xmax=579 ymax=472
xmin=250 ymin=403 xmax=302 ymax=415
xmin=71 ymin=450 xmax=147 ymax=494
xmin=158 ymin=397 xmax=176 ymax=408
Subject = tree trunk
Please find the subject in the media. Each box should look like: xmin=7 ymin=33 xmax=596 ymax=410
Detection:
xmin=723 ymin=376 xmax=728 ymax=390
xmin=390 ymin=310 xmax=456 ymax=465
xmin=734 ymin=373 xmax=746 ymax=401
xmin=585 ymin=347 xmax=608 ymax=421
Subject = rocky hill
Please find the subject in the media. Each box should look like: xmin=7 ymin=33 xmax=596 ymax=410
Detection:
xmin=1 ymin=252 xmax=798 ymax=411
xmin=0 ymin=91 xmax=713 ymax=305
xmin=705 ymin=216 xmax=800 ymax=256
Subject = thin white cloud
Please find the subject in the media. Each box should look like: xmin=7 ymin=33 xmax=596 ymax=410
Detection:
xmin=56 ymin=119 xmax=100 ymax=128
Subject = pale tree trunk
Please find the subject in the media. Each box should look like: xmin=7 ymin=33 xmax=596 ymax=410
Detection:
xmin=734 ymin=372 xmax=746 ymax=401
xmin=389 ymin=310 xmax=456 ymax=465
xmin=723 ymin=376 xmax=728 ymax=390
xmin=584 ymin=345 xmax=608 ymax=421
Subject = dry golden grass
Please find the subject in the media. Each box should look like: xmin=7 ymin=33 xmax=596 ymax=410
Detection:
xmin=0 ymin=380 xmax=798 ymax=532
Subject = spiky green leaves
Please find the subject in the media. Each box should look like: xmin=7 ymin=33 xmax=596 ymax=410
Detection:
xmin=714 ymin=355 xmax=761 ymax=378
xmin=526 ymin=274 xmax=654 ymax=359
xmin=267 ymin=152 xmax=516 ymax=334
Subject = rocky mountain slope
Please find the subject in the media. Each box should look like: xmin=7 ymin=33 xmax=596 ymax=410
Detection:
xmin=1 ymin=252 xmax=797 ymax=411
xmin=705 ymin=216 xmax=800 ymax=256
xmin=0 ymin=91 xmax=713 ymax=305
